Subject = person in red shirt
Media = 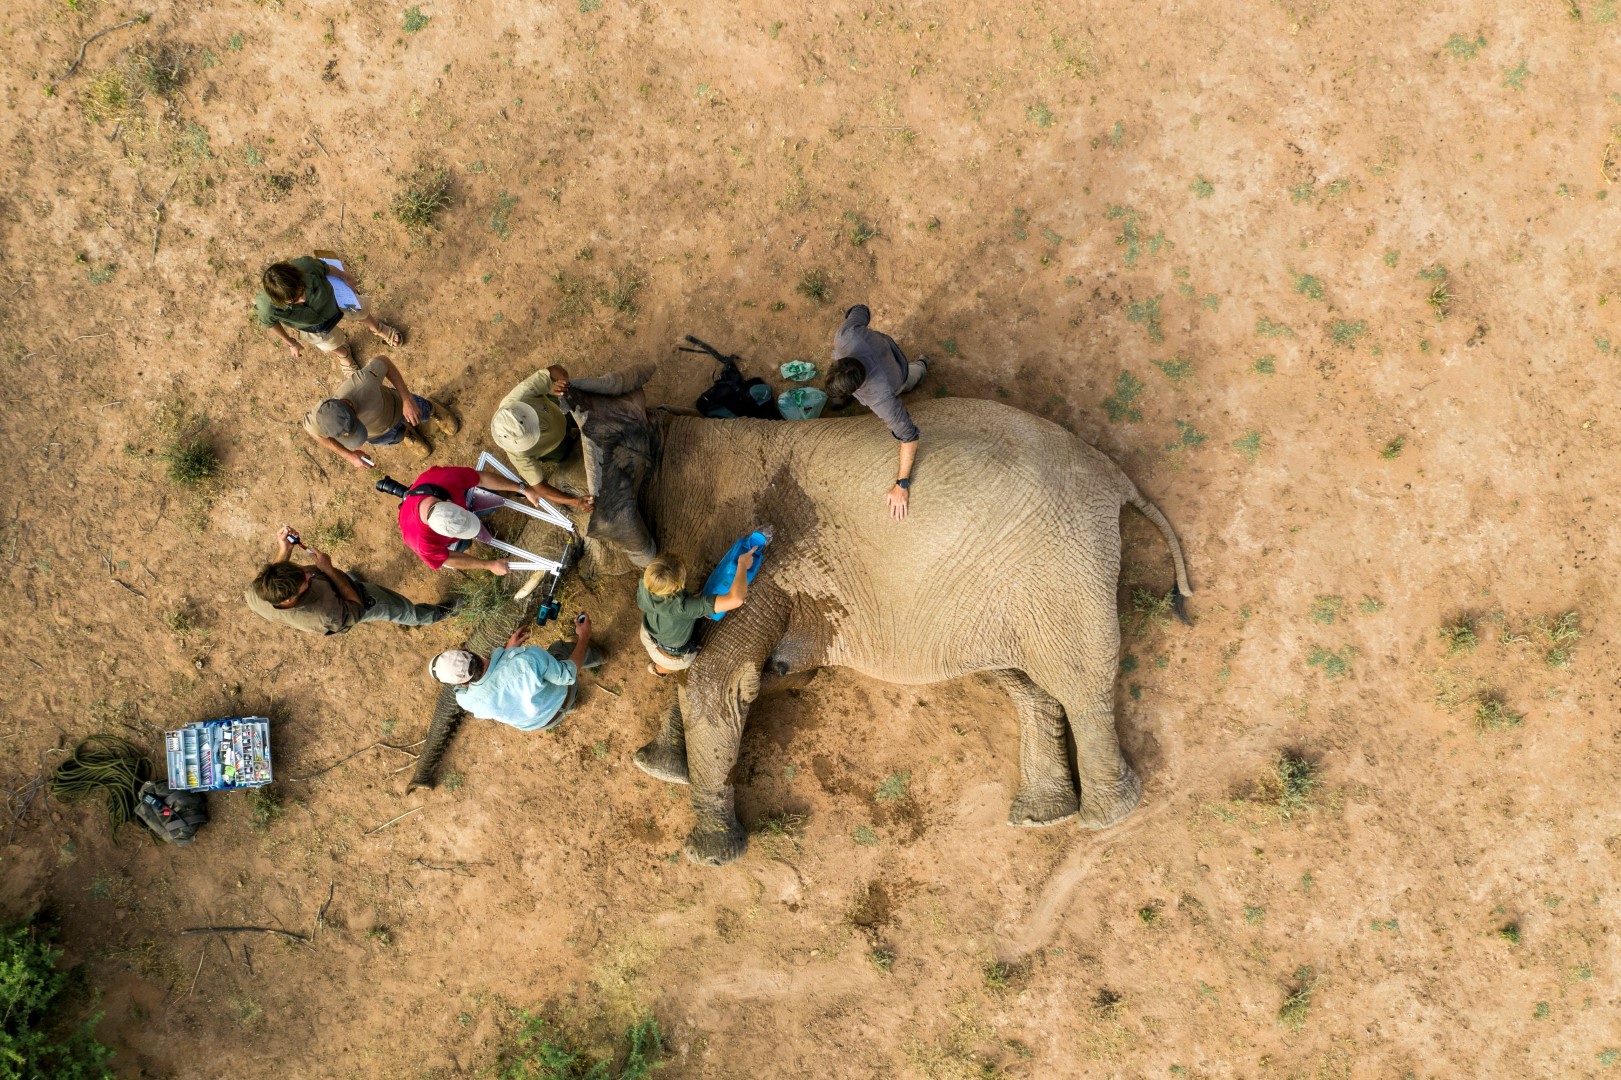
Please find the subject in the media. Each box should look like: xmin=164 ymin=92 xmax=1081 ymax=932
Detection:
xmin=397 ymin=465 xmax=591 ymax=574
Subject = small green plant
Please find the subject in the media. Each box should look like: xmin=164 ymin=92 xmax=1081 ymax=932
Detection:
xmin=443 ymin=771 xmax=464 ymax=792
xmin=796 ymin=268 xmax=831 ymax=304
xmin=1501 ymin=60 xmax=1530 ymax=90
xmin=392 ymin=165 xmax=452 ymax=232
xmin=1265 ymin=751 xmax=1320 ymax=820
xmin=1359 ymin=596 xmax=1385 ymax=614
xmin=1153 ymin=354 xmax=1192 ymax=381
xmin=1126 ymin=296 xmax=1165 ymax=342
xmin=1535 ymin=610 xmax=1580 ymax=670
xmin=1189 ymin=175 xmax=1214 ymax=199
xmin=868 ymin=946 xmax=895 ymax=972
xmin=1256 ymin=317 xmax=1294 ymax=338
xmin=1306 ymin=645 xmax=1354 ymax=679
xmin=160 ymin=435 xmax=221 ymax=487
xmin=876 ymin=772 xmax=910 ymax=802
xmin=1291 ymin=271 xmax=1326 ymax=301
xmin=597 ymin=266 xmax=646 ymax=318
xmin=1252 ymin=355 xmax=1276 ymax=375
xmin=844 ymin=211 xmax=878 ymax=247
xmin=162 ymin=607 xmax=199 ymax=638
xmin=1245 ymin=906 xmax=1266 ymax=925
xmin=1426 ymin=279 xmax=1452 ymax=319
xmin=1026 ymin=101 xmax=1055 ymax=128
xmin=1092 ymin=987 xmax=1124 ymax=1020
xmin=852 ymin=825 xmax=879 ymax=847
xmin=1533 ymin=1001 xmax=1551 ymax=1020
xmin=1383 ymin=248 xmax=1400 ymax=267
xmin=489 ymin=191 xmax=517 ymax=239
xmin=1330 ymin=320 xmax=1369 ymax=348
xmin=1232 ymin=430 xmax=1263 ymax=463
xmin=490 ymin=1013 xmax=663 ymax=1079
xmin=1105 ymin=205 xmax=1171 ymax=268
xmin=1438 ymin=618 xmax=1479 ymax=655
xmin=1278 ymin=966 xmax=1317 ymax=1029
xmin=227 ymin=32 xmax=245 ymax=50
xmin=88 ymin=263 xmax=116 ymax=285
xmin=1496 ymin=922 xmax=1521 ymax=946
xmin=310 ymin=518 xmax=356 ymax=549
xmin=402 ymin=6 xmax=430 ymax=32
xmin=1137 ymin=901 xmax=1162 ymax=925
xmin=0 ymin=918 xmax=116 ymax=1077
xmin=1165 ymin=419 xmax=1206 ymax=451
xmin=1129 ymin=587 xmax=1174 ymax=636
xmin=1599 ymin=1048 xmax=1620 ymax=1069
xmin=1308 ymin=596 xmax=1343 ymax=625
xmin=1103 ymin=370 xmax=1145 ymax=423
xmin=1445 ymin=33 xmax=1486 ymax=58
xmin=983 ymin=959 xmax=1025 ymax=992
xmin=1474 ymin=695 xmax=1524 ymax=731
xmin=1380 ymin=437 xmax=1405 ymax=459
xmin=247 ymin=786 xmax=283 ymax=832
xmin=752 ymin=810 xmax=806 ymax=858
xmin=367 ymin=926 xmax=394 ymax=946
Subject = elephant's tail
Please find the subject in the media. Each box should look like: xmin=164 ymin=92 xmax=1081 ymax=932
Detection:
xmin=1125 ymin=489 xmax=1193 ymax=621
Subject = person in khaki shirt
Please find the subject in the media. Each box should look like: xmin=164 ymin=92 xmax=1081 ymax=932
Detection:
xmin=490 ymin=364 xmax=578 ymax=485
xmin=245 ymin=527 xmax=455 ymax=635
xmin=305 ymin=356 xmax=459 ymax=469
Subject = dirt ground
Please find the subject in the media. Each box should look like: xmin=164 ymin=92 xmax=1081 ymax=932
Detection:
xmin=2 ymin=0 xmax=1619 ymax=1076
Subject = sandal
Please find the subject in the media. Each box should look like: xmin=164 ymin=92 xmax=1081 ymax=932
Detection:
xmin=372 ymin=322 xmax=404 ymax=348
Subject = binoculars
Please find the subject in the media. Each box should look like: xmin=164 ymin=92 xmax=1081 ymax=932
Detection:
xmin=375 ymin=476 xmax=409 ymax=499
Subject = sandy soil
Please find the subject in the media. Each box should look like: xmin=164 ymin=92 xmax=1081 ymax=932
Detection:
xmin=2 ymin=0 xmax=1619 ymax=1076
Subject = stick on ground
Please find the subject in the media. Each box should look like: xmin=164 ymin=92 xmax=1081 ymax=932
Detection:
xmin=363 ymin=807 xmax=422 ymax=836
xmin=57 ymin=14 xmax=150 ymax=82
xmin=180 ymin=926 xmax=310 ymax=944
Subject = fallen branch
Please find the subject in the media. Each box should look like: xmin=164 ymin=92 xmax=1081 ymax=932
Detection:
xmin=363 ymin=807 xmax=421 ymax=836
xmin=286 ymin=739 xmax=422 ymax=782
xmin=57 ymin=14 xmax=150 ymax=82
xmin=187 ymin=940 xmax=206 ymax=997
xmin=412 ymin=857 xmax=479 ymax=877
xmin=180 ymin=926 xmax=310 ymax=944
xmin=316 ymin=882 xmax=334 ymax=933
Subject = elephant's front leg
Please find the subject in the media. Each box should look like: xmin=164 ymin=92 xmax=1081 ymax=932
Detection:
xmin=633 ymin=686 xmax=690 ymax=785
xmin=681 ymin=593 xmax=789 ymax=866
xmin=990 ymin=670 xmax=1080 ymax=827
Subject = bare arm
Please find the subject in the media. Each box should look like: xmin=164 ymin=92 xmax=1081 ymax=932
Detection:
xmin=888 ymin=439 xmax=918 ymax=521
xmin=308 ymin=549 xmax=361 ymax=605
xmin=712 ymin=547 xmax=758 ymax=614
xmin=568 ymin=614 xmax=593 ymax=668
xmin=477 ymin=469 xmax=593 ymax=511
xmin=442 ymin=552 xmax=509 ymax=575
xmin=309 ymin=431 xmax=372 ymax=470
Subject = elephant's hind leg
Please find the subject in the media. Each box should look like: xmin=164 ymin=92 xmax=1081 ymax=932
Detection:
xmin=633 ymin=686 xmax=690 ymax=785
xmin=990 ymin=670 xmax=1080 ymax=827
xmin=682 ymin=592 xmax=790 ymax=867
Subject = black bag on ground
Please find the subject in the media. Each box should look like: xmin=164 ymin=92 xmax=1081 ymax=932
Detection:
xmin=134 ymin=781 xmax=208 ymax=845
xmin=683 ymin=336 xmax=782 ymax=420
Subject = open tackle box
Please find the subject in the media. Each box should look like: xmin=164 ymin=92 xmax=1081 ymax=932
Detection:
xmin=164 ymin=717 xmax=273 ymax=791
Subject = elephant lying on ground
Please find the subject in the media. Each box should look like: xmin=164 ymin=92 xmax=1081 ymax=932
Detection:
xmin=566 ymin=367 xmax=1193 ymax=866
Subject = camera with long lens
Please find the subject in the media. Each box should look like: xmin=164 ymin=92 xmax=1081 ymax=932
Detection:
xmin=375 ymin=476 xmax=409 ymax=499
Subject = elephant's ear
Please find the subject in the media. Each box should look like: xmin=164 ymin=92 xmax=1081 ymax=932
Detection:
xmin=564 ymin=374 xmax=657 ymax=566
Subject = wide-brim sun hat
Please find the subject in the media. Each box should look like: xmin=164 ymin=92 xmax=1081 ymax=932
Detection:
xmin=491 ymin=401 xmax=542 ymax=453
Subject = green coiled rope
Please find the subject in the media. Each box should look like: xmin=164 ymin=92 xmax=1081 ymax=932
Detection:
xmin=49 ymin=735 xmax=153 ymax=845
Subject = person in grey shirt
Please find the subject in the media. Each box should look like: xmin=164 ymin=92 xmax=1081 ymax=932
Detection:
xmin=824 ymin=304 xmax=930 ymax=519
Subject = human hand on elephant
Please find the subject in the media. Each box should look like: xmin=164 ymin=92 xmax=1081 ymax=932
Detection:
xmin=887 ymin=484 xmax=909 ymax=520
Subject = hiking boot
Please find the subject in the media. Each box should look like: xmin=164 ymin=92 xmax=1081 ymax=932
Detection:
xmin=426 ymin=399 xmax=461 ymax=437
xmin=402 ymin=425 xmax=433 ymax=458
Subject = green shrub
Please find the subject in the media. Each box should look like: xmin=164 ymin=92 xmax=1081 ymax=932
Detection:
xmin=0 ymin=918 xmax=115 ymax=1079
xmin=494 ymin=1013 xmax=662 ymax=1080
xmin=160 ymin=435 xmax=220 ymax=486
xmin=393 ymin=165 xmax=452 ymax=232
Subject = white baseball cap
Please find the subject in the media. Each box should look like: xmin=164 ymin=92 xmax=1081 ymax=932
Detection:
xmin=429 ymin=649 xmax=479 ymax=685
xmin=424 ymin=501 xmax=481 ymax=540
xmin=491 ymin=401 xmax=542 ymax=453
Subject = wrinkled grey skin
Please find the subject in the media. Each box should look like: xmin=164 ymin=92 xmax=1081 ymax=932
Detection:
xmin=567 ymin=373 xmax=1193 ymax=866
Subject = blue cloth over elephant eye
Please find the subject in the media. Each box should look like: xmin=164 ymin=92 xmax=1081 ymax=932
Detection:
xmin=701 ymin=531 xmax=771 ymax=620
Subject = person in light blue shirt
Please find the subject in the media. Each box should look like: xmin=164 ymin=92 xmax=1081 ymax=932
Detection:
xmin=429 ymin=615 xmax=603 ymax=731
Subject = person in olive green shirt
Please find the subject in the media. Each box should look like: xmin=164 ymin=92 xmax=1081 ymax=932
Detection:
xmin=490 ymin=364 xmax=579 ymax=485
xmin=255 ymin=256 xmax=402 ymax=371
xmin=636 ymin=546 xmax=758 ymax=676
xmin=246 ymin=527 xmax=454 ymax=635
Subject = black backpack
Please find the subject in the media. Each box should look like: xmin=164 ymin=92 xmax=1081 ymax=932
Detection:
xmin=135 ymin=781 xmax=209 ymax=845
xmin=682 ymin=336 xmax=782 ymax=420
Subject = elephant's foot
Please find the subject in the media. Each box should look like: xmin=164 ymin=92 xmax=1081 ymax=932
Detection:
xmin=1078 ymin=770 xmax=1142 ymax=829
xmin=1007 ymin=781 xmax=1080 ymax=828
xmin=633 ymin=739 xmax=690 ymax=785
xmin=684 ymin=823 xmax=748 ymax=866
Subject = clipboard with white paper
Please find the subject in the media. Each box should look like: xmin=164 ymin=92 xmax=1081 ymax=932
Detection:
xmin=318 ymin=257 xmax=363 ymax=310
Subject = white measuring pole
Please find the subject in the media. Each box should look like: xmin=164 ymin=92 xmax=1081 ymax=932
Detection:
xmin=474 ymin=452 xmax=575 ymax=532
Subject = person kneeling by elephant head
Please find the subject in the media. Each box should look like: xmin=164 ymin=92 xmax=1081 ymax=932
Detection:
xmin=429 ymin=615 xmax=603 ymax=731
